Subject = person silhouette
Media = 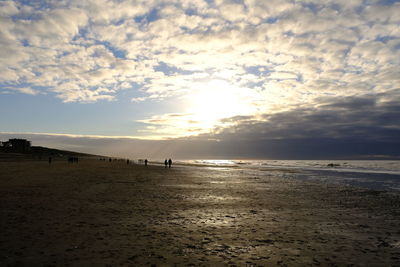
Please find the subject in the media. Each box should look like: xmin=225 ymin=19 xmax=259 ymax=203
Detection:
xmin=168 ymin=158 xmax=172 ymax=168
xmin=48 ymin=156 xmax=52 ymax=165
xmin=164 ymin=159 xmax=168 ymax=168
xmin=144 ymin=159 xmax=148 ymax=166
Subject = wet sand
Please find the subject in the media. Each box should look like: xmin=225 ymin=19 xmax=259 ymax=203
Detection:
xmin=1 ymin=159 xmax=399 ymax=266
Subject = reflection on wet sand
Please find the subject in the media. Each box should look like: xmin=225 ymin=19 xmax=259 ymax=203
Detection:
xmin=1 ymin=160 xmax=400 ymax=266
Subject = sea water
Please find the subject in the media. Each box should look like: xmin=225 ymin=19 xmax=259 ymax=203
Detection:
xmin=178 ymin=160 xmax=400 ymax=192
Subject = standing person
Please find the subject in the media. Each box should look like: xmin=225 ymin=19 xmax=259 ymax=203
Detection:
xmin=144 ymin=159 xmax=148 ymax=166
xmin=164 ymin=159 xmax=168 ymax=168
xmin=48 ymin=156 xmax=52 ymax=165
xmin=168 ymin=158 xmax=172 ymax=168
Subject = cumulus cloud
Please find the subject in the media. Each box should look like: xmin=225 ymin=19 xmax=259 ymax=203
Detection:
xmin=0 ymin=0 xmax=399 ymax=139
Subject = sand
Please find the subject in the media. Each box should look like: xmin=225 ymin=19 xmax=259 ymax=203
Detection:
xmin=1 ymin=159 xmax=400 ymax=266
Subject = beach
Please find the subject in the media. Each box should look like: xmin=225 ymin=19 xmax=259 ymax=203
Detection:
xmin=1 ymin=159 xmax=400 ymax=266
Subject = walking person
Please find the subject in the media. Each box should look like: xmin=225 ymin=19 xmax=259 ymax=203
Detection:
xmin=164 ymin=159 xmax=168 ymax=168
xmin=144 ymin=159 xmax=148 ymax=166
xmin=168 ymin=158 xmax=172 ymax=168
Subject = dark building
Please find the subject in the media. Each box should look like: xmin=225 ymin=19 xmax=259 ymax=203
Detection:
xmin=8 ymin=139 xmax=31 ymax=152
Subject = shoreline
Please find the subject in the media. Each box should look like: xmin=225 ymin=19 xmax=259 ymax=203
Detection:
xmin=1 ymin=159 xmax=399 ymax=265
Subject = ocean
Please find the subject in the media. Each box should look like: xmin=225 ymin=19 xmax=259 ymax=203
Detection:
xmin=176 ymin=160 xmax=400 ymax=192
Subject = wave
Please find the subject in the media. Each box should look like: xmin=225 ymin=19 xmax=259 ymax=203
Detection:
xmin=178 ymin=159 xmax=400 ymax=192
xmin=180 ymin=159 xmax=400 ymax=175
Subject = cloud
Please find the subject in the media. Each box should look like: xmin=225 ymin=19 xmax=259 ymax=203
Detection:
xmin=202 ymin=90 xmax=400 ymax=143
xmin=1 ymin=86 xmax=38 ymax=95
xmin=0 ymin=0 xmax=399 ymax=140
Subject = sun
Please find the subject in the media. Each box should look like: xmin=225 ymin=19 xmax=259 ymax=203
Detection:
xmin=186 ymin=79 xmax=254 ymax=129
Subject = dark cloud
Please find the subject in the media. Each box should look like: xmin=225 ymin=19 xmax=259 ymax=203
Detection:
xmin=207 ymin=92 xmax=400 ymax=142
xmin=182 ymin=92 xmax=400 ymax=159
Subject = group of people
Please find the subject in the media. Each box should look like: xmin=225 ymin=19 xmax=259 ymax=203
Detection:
xmin=99 ymin=157 xmax=173 ymax=168
xmin=47 ymin=156 xmax=172 ymax=168
xmin=164 ymin=158 xmax=172 ymax=168
xmin=142 ymin=158 xmax=172 ymax=168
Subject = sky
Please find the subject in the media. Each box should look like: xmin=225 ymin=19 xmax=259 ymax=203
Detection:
xmin=1 ymin=0 xmax=400 ymax=159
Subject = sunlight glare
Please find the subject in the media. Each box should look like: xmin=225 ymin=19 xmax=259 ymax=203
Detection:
xmin=187 ymin=80 xmax=255 ymax=128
